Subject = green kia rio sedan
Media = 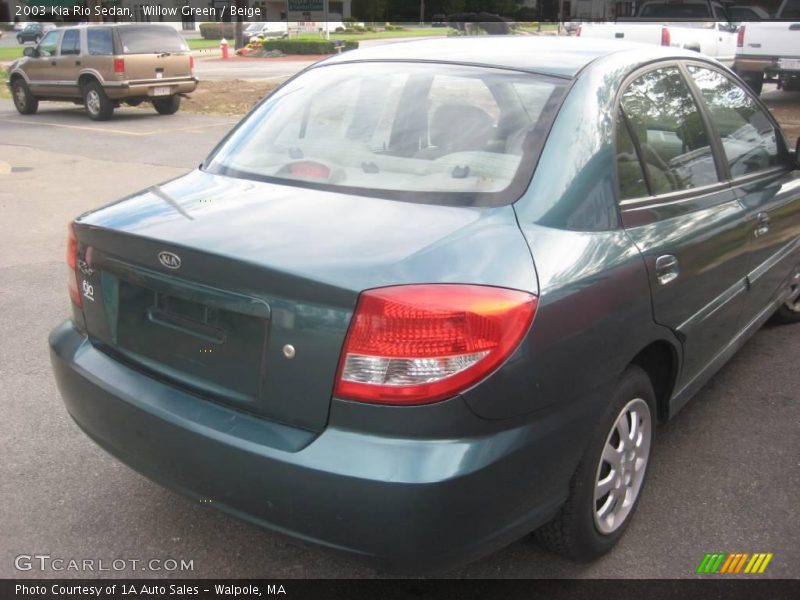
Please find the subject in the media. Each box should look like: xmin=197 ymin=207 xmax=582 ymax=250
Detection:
xmin=49 ymin=37 xmax=800 ymax=570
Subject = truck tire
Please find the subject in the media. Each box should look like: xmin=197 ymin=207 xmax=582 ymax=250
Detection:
xmin=153 ymin=95 xmax=181 ymax=115
xmin=12 ymin=79 xmax=39 ymax=115
xmin=740 ymin=72 xmax=764 ymax=95
xmin=83 ymin=81 xmax=114 ymax=121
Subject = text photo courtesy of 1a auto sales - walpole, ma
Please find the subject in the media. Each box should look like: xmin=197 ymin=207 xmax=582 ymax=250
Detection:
xmin=0 ymin=1 xmax=799 ymax=599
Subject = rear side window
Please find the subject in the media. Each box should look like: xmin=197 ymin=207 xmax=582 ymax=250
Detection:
xmin=61 ymin=30 xmax=80 ymax=56
xmin=687 ymin=66 xmax=782 ymax=178
xmin=117 ymin=26 xmax=188 ymax=54
xmin=618 ymin=66 xmax=718 ymax=197
xmin=616 ymin=109 xmax=650 ymax=201
xmin=87 ymin=29 xmax=113 ymax=55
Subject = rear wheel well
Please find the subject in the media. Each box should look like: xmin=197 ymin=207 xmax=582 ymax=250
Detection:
xmin=10 ymin=73 xmax=24 ymax=85
xmin=78 ymin=74 xmax=100 ymax=93
xmin=629 ymin=341 xmax=677 ymax=424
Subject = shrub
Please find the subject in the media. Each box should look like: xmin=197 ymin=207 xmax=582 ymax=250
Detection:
xmin=199 ymin=23 xmax=235 ymax=40
xmin=343 ymin=16 xmax=359 ymax=24
xmin=262 ymin=40 xmax=359 ymax=55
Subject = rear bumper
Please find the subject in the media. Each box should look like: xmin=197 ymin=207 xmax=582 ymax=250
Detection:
xmin=49 ymin=320 xmax=579 ymax=571
xmin=735 ymin=55 xmax=800 ymax=76
xmin=103 ymin=77 xmax=199 ymax=100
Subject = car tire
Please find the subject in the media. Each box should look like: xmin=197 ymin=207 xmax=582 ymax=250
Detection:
xmin=83 ymin=81 xmax=114 ymax=121
xmin=740 ymin=72 xmax=764 ymax=95
xmin=534 ymin=365 xmax=656 ymax=561
xmin=153 ymin=95 xmax=181 ymax=115
xmin=11 ymin=79 xmax=39 ymax=115
xmin=770 ymin=285 xmax=800 ymax=324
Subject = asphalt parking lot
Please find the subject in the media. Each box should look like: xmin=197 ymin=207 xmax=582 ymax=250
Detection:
xmin=0 ymin=92 xmax=798 ymax=579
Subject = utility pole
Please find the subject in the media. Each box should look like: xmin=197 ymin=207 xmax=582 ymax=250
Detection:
xmin=86 ymin=0 xmax=102 ymax=22
xmin=420 ymin=0 xmax=425 ymax=25
xmin=234 ymin=0 xmax=244 ymax=49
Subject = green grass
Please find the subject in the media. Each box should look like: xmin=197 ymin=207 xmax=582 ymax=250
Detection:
xmin=516 ymin=23 xmax=560 ymax=33
xmin=294 ymin=28 xmax=446 ymax=42
xmin=0 ymin=47 xmax=24 ymax=61
xmin=0 ymin=68 xmax=9 ymax=99
xmin=187 ymin=38 xmax=224 ymax=50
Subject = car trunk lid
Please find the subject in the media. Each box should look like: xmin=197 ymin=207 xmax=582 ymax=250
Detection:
xmin=72 ymin=170 xmax=537 ymax=431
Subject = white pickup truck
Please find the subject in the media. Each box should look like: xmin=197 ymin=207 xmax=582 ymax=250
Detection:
xmin=734 ymin=0 xmax=800 ymax=94
xmin=577 ymin=1 xmax=739 ymax=63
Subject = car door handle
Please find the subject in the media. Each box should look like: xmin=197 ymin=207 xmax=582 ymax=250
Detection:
xmin=754 ymin=212 xmax=771 ymax=238
xmin=50 ymin=60 xmax=56 ymax=66
xmin=75 ymin=60 xmax=81 ymax=66
xmin=655 ymin=255 xmax=680 ymax=285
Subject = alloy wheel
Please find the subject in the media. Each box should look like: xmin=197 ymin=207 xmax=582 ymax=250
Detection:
xmin=593 ymin=397 xmax=652 ymax=534
xmin=14 ymin=85 xmax=26 ymax=111
xmin=785 ymin=284 xmax=800 ymax=314
xmin=86 ymin=90 xmax=101 ymax=116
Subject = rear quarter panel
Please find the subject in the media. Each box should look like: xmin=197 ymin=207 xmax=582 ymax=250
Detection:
xmin=466 ymin=53 xmax=682 ymax=421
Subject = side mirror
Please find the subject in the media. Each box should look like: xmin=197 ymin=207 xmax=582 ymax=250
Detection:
xmin=22 ymin=47 xmax=38 ymax=58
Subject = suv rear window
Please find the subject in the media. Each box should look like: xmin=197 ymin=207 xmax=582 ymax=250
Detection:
xmin=205 ymin=62 xmax=567 ymax=207
xmin=117 ymin=26 xmax=188 ymax=54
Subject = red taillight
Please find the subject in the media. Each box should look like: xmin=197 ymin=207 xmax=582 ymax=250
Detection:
xmin=576 ymin=25 xmax=582 ymax=37
xmin=113 ymin=57 xmax=125 ymax=74
xmin=737 ymin=25 xmax=745 ymax=47
xmin=66 ymin=222 xmax=81 ymax=307
xmin=661 ymin=26 xmax=671 ymax=46
xmin=189 ymin=55 xmax=195 ymax=70
xmin=334 ymin=285 xmax=537 ymax=405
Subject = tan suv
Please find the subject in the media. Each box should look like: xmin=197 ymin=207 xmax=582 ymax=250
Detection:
xmin=7 ymin=24 xmax=198 ymax=121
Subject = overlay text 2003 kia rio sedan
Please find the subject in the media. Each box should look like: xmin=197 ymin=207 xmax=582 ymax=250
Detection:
xmin=49 ymin=38 xmax=800 ymax=570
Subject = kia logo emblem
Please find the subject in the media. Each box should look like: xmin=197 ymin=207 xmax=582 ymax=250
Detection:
xmin=158 ymin=251 xmax=181 ymax=270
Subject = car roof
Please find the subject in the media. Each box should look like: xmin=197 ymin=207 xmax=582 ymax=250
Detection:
xmin=320 ymin=36 xmax=704 ymax=79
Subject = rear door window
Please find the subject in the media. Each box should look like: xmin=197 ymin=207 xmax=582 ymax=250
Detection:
xmin=687 ymin=65 xmax=783 ymax=178
xmin=618 ymin=66 xmax=719 ymax=196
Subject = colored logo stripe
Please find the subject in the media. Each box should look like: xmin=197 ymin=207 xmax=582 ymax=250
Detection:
xmin=697 ymin=552 xmax=773 ymax=574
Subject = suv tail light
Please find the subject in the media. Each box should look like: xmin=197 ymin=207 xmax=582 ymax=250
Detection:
xmin=334 ymin=285 xmax=537 ymax=405
xmin=737 ymin=25 xmax=745 ymax=47
xmin=66 ymin=223 xmax=81 ymax=307
xmin=576 ymin=25 xmax=582 ymax=37
xmin=190 ymin=55 xmax=195 ymax=71
xmin=113 ymin=57 xmax=125 ymax=74
xmin=661 ymin=26 xmax=671 ymax=46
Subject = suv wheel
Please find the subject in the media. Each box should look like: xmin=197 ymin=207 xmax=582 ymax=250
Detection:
xmin=153 ymin=95 xmax=181 ymax=115
xmin=534 ymin=366 xmax=655 ymax=560
xmin=12 ymin=79 xmax=39 ymax=115
xmin=83 ymin=82 xmax=114 ymax=121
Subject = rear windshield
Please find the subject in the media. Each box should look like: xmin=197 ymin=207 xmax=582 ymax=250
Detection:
xmin=204 ymin=62 xmax=567 ymax=206
xmin=781 ymin=0 xmax=800 ymax=18
xmin=117 ymin=26 xmax=188 ymax=54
